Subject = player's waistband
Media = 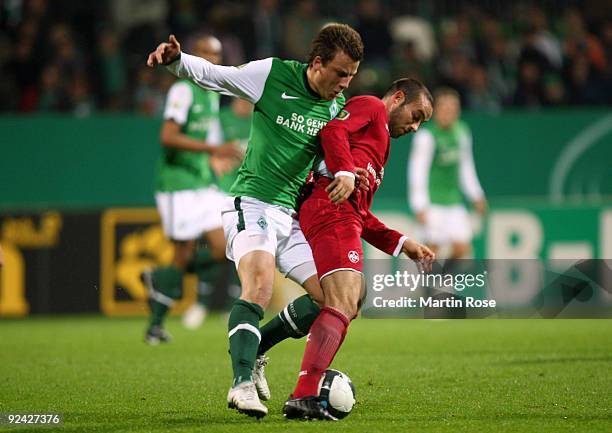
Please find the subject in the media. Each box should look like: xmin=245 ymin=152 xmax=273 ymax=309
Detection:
xmin=226 ymin=195 xmax=296 ymax=217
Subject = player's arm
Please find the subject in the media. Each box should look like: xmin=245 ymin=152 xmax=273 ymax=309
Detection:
xmin=362 ymin=210 xmax=435 ymax=268
xmin=458 ymin=127 xmax=486 ymax=215
xmin=321 ymin=98 xmax=377 ymax=203
xmin=160 ymin=82 xmax=242 ymax=158
xmin=147 ymin=35 xmax=271 ymax=103
xmin=408 ymin=129 xmax=434 ymax=224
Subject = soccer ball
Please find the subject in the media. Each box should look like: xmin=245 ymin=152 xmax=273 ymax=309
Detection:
xmin=318 ymin=369 xmax=356 ymax=419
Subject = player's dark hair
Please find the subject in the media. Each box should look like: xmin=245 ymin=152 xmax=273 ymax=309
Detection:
xmin=384 ymin=78 xmax=433 ymax=107
xmin=307 ymin=23 xmax=364 ymax=65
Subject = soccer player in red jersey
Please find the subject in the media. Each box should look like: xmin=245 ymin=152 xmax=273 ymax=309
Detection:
xmin=283 ymin=78 xmax=436 ymax=419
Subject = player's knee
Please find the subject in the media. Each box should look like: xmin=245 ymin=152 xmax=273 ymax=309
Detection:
xmin=210 ymin=245 xmax=226 ymax=261
xmin=342 ymin=300 xmax=359 ymax=320
xmin=172 ymin=240 xmax=196 ymax=269
xmin=238 ymin=256 xmax=274 ymax=307
xmin=326 ymin=293 xmax=359 ymax=320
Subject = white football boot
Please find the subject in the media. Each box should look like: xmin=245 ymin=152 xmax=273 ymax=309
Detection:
xmin=253 ymin=355 xmax=271 ymax=401
xmin=227 ymin=381 xmax=268 ymax=418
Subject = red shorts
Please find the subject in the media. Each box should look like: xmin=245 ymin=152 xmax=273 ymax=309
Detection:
xmin=299 ymin=196 xmax=363 ymax=279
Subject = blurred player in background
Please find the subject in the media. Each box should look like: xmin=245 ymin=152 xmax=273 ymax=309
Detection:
xmin=143 ymin=34 xmax=243 ymax=344
xmin=147 ymin=24 xmax=364 ymax=418
xmin=215 ymin=98 xmax=254 ymax=193
xmin=409 ymin=88 xmax=486 ymax=258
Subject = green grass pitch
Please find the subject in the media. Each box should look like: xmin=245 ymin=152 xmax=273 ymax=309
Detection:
xmin=1 ymin=316 xmax=611 ymax=432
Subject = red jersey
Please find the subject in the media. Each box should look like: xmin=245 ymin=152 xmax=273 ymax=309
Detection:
xmin=306 ymin=95 xmax=404 ymax=256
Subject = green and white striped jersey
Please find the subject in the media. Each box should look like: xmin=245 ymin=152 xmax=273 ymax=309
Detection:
xmin=167 ymin=53 xmax=344 ymax=209
xmin=408 ymin=120 xmax=484 ymax=211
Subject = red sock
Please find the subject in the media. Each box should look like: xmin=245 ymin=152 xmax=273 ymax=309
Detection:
xmin=292 ymin=307 xmax=350 ymax=398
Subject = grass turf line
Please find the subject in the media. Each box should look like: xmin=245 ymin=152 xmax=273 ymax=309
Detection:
xmin=1 ymin=316 xmax=611 ymax=433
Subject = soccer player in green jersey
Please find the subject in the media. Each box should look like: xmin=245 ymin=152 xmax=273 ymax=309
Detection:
xmin=147 ymin=24 xmax=364 ymax=418
xmin=409 ymin=87 xmax=487 ymax=258
xmin=144 ymin=35 xmax=243 ymax=344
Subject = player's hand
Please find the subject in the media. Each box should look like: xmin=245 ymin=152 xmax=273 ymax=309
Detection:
xmin=401 ymin=239 xmax=435 ymax=272
xmin=416 ymin=211 xmax=427 ymax=225
xmin=211 ymin=141 xmax=244 ymax=160
xmin=354 ymin=167 xmax=370 ymax=191
xmin=326 ymin=174 xmax=355 ymax=204
xmin=209 ymin=154 xmax=240 ymax=177
xmin=147 ymin=34 xmax=181 ymax=67
xmin=473 ymin=198 xmax=487 ymax=216
xmin=0 ymin=244 xmax=3 ymax=268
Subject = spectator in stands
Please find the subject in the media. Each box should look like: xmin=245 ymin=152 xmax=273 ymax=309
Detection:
xmin=465 ymin=64 xmax=501 ymax=113
xmin=96 ymin=29 xmax=128 ymax=110
xmin=252 ymin=0 xmax=282 ymax=59
xmin=355 ymin=0 xmax=392 ymax=66
xmin=283 ymin=0 xmax=325 ymax=60
xmin=0 ymin=1 xmax=610 ymax=114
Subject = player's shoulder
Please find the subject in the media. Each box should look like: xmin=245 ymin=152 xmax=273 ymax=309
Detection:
xmin=166 ymin=80 xmax=193 ymax=102
xmin=170 ymin=79 xmax=193 ymax=92
xmin=454 ymin=119 xmax=472 ymax=136
xmin=272 ymin=58 xmax=306 ymax=74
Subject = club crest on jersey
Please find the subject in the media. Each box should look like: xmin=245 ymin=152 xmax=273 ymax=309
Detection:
xmin=257 ymin=216 xmax=268 ymax=230
xmin=337 ymin=109 xmax=350 ymax=121
xmin=329 ymin=100 xmax=339 ymax=119
xmin=348 ymin=250 xmax=360 ymax=263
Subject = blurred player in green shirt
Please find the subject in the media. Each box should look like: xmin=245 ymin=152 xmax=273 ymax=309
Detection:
xmin=144 ymin=35 xmax=243 ymax=344
xmin=215 ymin=98 xmax=254 ymax=193
xmin=409 ymin=87 xmax=487 ymax=258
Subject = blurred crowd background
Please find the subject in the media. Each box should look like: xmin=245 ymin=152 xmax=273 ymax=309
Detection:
xmin=1 ymin=0 xmax=611 ymax=117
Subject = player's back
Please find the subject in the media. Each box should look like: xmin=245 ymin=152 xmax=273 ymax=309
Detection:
xmin=157 ymin=80 xmax=220 ymax=192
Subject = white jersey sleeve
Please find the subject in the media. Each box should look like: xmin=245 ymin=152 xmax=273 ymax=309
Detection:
xmin=458 ymin=128 xmax=484 ymax=202
xmin=163 ymin=82 xmax=192 ymax=125
xmin=408 ymin=129 xmax=435 ymax=212
xmin=166 ymin=53 xmax=273 ymax=104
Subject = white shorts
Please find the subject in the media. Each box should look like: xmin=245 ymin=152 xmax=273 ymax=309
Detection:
xmin=424 ymin=204 xmax=472 ymax=245
xmin=222 ymin=196 xmax=316 ymax=282
xmin=155 ymin=186 xmax=227 ymax=241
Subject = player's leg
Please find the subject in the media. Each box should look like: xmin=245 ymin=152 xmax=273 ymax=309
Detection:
xmin=284 ymin=270 xmax=361 ymax=420
xmin=255 ymin=268 xmax=322 ymax=401
xmin=225 ymin=247 xmax=273 ymax=418
xmin=283 ymin=213 xmax=363 ymax=420
xmin=292 ymin=270 xmax=360 ymax=396
xmin=223 ymin=197 xmax=284 ymax=418
xmin=145 ymin=191 xmax=199 ymax=344
xmin=183 ymin=188 xmax=233 ymax=329
xmin=145 ymin=240 xmax=195 ymax=343
xmin=258 ymin=277 xmax=322 ymax=357
xmin=449 ymin=205 xmax=473 ymax=259
xmin=422 ymin=204 xmax=445 ymax=258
